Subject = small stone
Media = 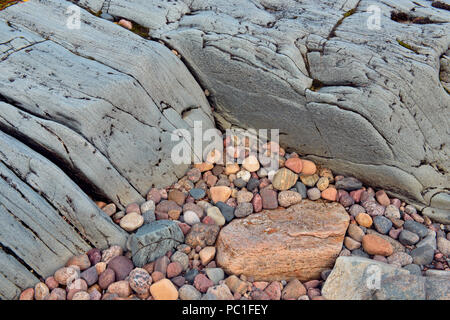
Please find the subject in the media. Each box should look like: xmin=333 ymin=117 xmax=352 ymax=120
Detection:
xmin=80 ymin=266 xmax=98 ymax=286
xmin=242 ymin=155 xmax=260 ymax=172
xmin=387 ymin=252 xmax=413 ymax=267
xmin=108 ymin=256 xmax=134 ymax=281
xmin=210 ymin=186 xmax=232 ymax=203
xmin=194 ymin=162 xmax=214 ymax=172
xmin=335 ymin=177 xmax=363 ymax=191
xmin=316 ymin=177 xmax=329 ymax=191
xmin=437 ymin=237 xmax=450 ymax=256
xmin=399 ymin=229 xmax=420 ymax=245
xmin=150 ymin=279 xmax=179 ymax=300
xmin=295 ymin=182 xmax=307 ymax=198
xmin=206 ymin=206 xmax=226 ymax=226
xmin=120 ymin=212 xmax=144 ymax=232
xmin=167 ymin=262 xmax=183 ymax=278
xmin=278 ymin=190 xmax=302 ymax=207
xmin=168 ymin=190 xmax=186 ymax=206
xmin=349 ymin=204 xmax=366 ymax=216
xmin=102 ymin=203 xmax=116 ymax=217
xmin=284 ymin=157 xmax=303 ymax=173
xmin=339 ymin=193 xmax=355 ymax=207
xmin=410 ymin=245 xmax=434 ymax=265
xmin=66 ymin=254 xmax=91 ymax=271
xmin=87 ymin=248 xmax=102 ymax=266
xmin=236 ymin=170 xmax=251 ymax=182
xmin=260 ymin=189 xmax=278 ymax=209
xmin=234 ymin=202 xmax=254 ymax=218
xmin=347 ymin=224 xmax=365 ymax=242
xmin=194 ymin=274 xmax=214 ymax=293
xmin=246 ymin=178 xmax=260 ymax=192
xmin=168 ymin=209 xmax=181 ymax=220
xmin=404 ymin=220 xmax=428 ymax=238
xmin=185 ymin=223 xmax=220 ymax=248
xmin=264 ymin=281 xmax=282 ymax=300
xmin=225 ymin=275 xmax=247 ymax=295
xmin=237 ymin=190 xmax=253 ymax=203
xmin=300 ymin=160 xmax=316 ymax=175
xmin=281 ymin=279 xmax=306 ymax=300
xmin=129 ymin=268 xmax=151 ymax=294
xmin=147 ymin=188 xmax=162 ymax=204
xmin=384 ymin=205 xmax=401 ymax=219
xmin=362 ymin=234 xmax=394 ymax=256
xmin=215 ymin=202 xmax=235 ymax=222
xmin=54 ymin=267 xmax=79 ymax=286
xmin=151 ymin=271 xmax=164 ymax=282
xmin=48 ymin=288 xmax=66 ymax=300
xmin=185 ymin=269 xmax=199 ymax=284
xmin=71 ymin=291 xmax=90 ymax=300
xmin=126 ymin=203 xmax=141 ymax=214
xmin=183 ymin=210 xmax=201 ymax=225
xmin=375 ymin=190 xmax=391 ymax=206
xmin=45 ymin=276 xmax=58 ymax=291
xmin=306 ymin=187 xmax=321 ymax=201
xmin=179 ymin=284 xmax=202 ymax=300
xmin=171 ymin=251 xmax=189 ymax=271
xmin=404 ymin=205 xmax=417 ymax=215
xmin=373 ymin=216 xmax=393 ymax=234
xmin=299 ymin=174 xmax=319 ymax=187
xmin=107 ymin=280 xmax=131 ymax=298
xmin=187 ymin=168 xmax=202 ymax=182
xmin=34 ymin=282 xmax=49 ymax=300
xmin=199 ymin=246 xmax=216 ymax=266
xmin=389 ymin=228 xmax=402 ymax=240
xmin=141 ymin=200 xmax=155 ymax=213
xmin=344 ymin=236 xmax=361 ymax=250
xmin=154 ymin=256 xmax=170 ymax=276
xmin=364 ymin=200 xmax=385 ymax=216
xmin=321 ymin=187 xmax=337 ymax=201
xmin=272 ymin=168 xmax=298 ymax=191
xmin=205 ymin=268 xmax=225 ymax=285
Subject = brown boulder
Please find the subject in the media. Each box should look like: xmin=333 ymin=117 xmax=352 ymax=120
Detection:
xmin=216 ymin=200 xmax=349 ymax=281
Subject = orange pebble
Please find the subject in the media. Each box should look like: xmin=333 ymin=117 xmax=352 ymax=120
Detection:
xmin=321 ymin=187 xmax=337 ymax=201
xmin=301 ymin=159 xmax=317 ymax=175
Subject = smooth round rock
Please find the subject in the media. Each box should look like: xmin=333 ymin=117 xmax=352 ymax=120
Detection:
xmin=120 ymin=212 xmax=144 ymax=232
xmin=362 ymin=234 xmax=394 ymax=256
xmin=272 ymin=168 xmax=298 ymax=191
xmin=373 ymin=216 xmax=393 ymax=234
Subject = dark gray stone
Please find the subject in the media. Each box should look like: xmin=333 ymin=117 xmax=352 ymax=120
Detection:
xmin=373 ymin=216 xmax=392 ymax=234
xmin=233 ymin=178 xmax=247 ymax=189
xmin=128 ymin=220 xmax=184 ymax=267
xmin=399 ymin=230 xmax=420 ymax=246
xmin=295 ymin=182 xmax=307 ymax=199
xmin=189 ymin=188 xmax=206 ymax=200
xmin=246 ymin=178 xmax=260 ymax=192
xmin=215 ymin=202 xmax=235 ymax=222
xmin=404 ymin=220 xmax=429 ymax=238
xmin=410 ymin=245 xmax=434 ymax=266
xmin=185 ymin=269 xmax=199 ymax=284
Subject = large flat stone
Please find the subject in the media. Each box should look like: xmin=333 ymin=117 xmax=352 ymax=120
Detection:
xmin=215 ymin=200 xmax=349 ymax=281
xmin=128 ymin=220 xmax=184 ymax=267
xmin=322 ymin=256 xmax=409 ymax=300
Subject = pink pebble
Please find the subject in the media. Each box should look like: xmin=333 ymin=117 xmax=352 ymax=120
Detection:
xmin=118 ymin=19 xmax=133 ymax=30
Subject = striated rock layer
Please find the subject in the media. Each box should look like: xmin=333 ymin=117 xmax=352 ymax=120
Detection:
xmin=216 ymin=200 xmax=350 ymax=281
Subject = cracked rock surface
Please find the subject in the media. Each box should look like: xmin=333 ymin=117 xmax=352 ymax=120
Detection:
xmin=79 ymin=0 xmax=449 ymax=215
